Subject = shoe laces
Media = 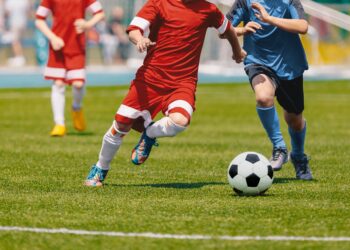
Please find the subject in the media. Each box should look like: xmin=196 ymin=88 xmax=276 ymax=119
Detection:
xmin=272 ymin=148 xmax=286 ymax=161
xmin=293 ymin=155 xmax=310 ymax=174
xmin=138 ymin=138 xmax=158 ymax=154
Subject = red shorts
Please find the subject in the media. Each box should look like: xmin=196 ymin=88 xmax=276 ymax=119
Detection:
xmin=44 ymin=49 xmax=86 ymax=83
xmin=116 ymin=80 xmax=196 ymax=130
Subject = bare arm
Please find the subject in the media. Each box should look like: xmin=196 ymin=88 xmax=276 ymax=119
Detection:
xmin=222 ymin=25 xmax=246 ymax=63
xmin=35 ymin=19 xmax=65 ymax=50
xmin=252 ymin=3 xmax=308 ymax=34
xmin=128 ymin=29 xmax=155 ymax=53
xmin=75 ymin=12 xmax=105 ymax=34
xmin=234 ymin=21 xmax=262 ymax=37
xmin=266 ymin=16 xmax=308 ymax=34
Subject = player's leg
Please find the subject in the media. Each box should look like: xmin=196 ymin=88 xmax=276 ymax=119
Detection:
xmin=85 ymin=120 xmax=132 ymax=187
xmin=67 ymin=55 xmax=87 ymax=131
xmin=247 ymin=65 xmax=287 ymax=170
xmin=277 ymin=76 xmax=312 ymax=180
xmin=131 ymin=89 xmax=193 ymax=165
xmin=44 ymin=49 xmax=67 ymax=136
xmin=50 ymin=79 xmax=67 ymax=136
xmin=71 ymin=80 xmax=86 ymax=131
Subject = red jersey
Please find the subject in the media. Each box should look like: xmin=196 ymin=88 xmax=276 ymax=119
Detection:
xmin=127 ymin=0 xmax=229 ymax=90
xmin=36 ymin=0 xmax=103 ymax=55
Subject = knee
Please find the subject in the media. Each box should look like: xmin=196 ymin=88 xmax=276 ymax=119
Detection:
xmin=285 ymin=114 xmax=304 ymax=131
xmin=54 ymin=80 xmax=65 ymax=87
xmin=255 ymin=94 xmax=274 ymax=107
xmin=169 ymin=112 xmax=189 ymax=127
xmin=72 ymin=81 xmax=84 ymax=89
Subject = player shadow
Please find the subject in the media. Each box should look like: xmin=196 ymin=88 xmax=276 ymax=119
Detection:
xmin=106 ymin=181 xmax=225 ymax=189
xmin=67 ymin=131 xmax=94 ymax=136
xmin=273 ymin=177 xmax=317 ymax=184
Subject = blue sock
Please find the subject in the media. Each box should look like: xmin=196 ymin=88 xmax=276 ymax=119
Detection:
xmin=256 ymin=106 xmax=286 ymax=149
xmin=288 ymin=121 xmax=306 ymax=158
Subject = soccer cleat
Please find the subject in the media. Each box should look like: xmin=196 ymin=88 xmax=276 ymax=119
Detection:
xmin=72 ymin=108 xmax=86 ymax=132
xmin=270 ymin=147 xmax=288 ymax=171
xmin=50 ymin=124 xmax=66 ymax=137
xmin=84 ymin=165 xmax=109 ymax=187
xmin=290 ymin=153 xmax=313 ymax=180
xmin=131 ymin=130 xmax=158 ymax=165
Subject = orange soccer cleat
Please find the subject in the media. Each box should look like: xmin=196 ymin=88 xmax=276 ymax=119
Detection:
xmin=72 ymin=108 xmax=86 ymax=132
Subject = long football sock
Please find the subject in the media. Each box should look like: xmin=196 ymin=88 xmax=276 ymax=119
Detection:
xmin=256 ymin=106 xmax=286 ymax=149
xmin=146 ymin=117 xmax=186 ymax=138
xmin=288 ymin=121 xmax=306 ymax=158
xmin=96 ymin=122 xmax=128 ymax=170
xmin=72 ymin=85 xmax=85 ymax=110
xmin=51 ymin=84 xmax=66 ymax=125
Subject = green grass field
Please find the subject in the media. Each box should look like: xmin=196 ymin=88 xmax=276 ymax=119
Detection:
xmin=0 ymin=81 xmax=350 ymax=249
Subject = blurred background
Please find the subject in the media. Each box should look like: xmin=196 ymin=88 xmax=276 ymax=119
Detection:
xmin=0 ymin=0 xmax=349 ymax=87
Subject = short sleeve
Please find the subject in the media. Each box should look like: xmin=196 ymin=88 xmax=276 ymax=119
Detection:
xmin=86 ymin=0 xmax=104 ymax=15
xmin=289 ymin=0 xmax=306 ymax=20
xmin=226 ymin=0 xmax=247 ymax=27
xmin=209 ymin=6 xmax=230 ymax=35
xmin=127 ymin=0 xmax=159 ymax=34
xmin=36 ymin=0 xmax=52 ymax=20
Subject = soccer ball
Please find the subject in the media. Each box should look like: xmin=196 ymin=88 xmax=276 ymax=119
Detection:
xmin=227 ymin=152 xmax=274 ymax=196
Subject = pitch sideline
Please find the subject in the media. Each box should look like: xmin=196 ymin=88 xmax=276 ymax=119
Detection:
xmin=0 ymin=226 xmax=350 ymax=242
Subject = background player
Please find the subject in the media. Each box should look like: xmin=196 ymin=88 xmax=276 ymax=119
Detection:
xmin=35 ymin=0 xmax=105 ymax=136
xmin=85 ymin=0 xmax=246 ymax=187
xmin=226 ymin=0 xmax=313 ymax=180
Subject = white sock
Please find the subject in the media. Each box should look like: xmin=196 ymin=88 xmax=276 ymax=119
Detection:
xmin=96 ymin=122 xmax=128 ymax=170
xmin=72 ymin=85 xmax=85 ymax=110
xmin=146 ymin=117 xmax=186 ymax=138
xmin=51 ymin=84 xmax=66 ymax=125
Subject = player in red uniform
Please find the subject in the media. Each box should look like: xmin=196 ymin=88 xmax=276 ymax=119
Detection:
xmin=35 ymin=0 xmax=105 ymax=136
xmin=85 ymin=0 xmax=246 ymax=187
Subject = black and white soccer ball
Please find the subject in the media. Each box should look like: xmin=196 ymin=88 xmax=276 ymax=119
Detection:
xmin=227 ymin=152 xmax=274 ymax=196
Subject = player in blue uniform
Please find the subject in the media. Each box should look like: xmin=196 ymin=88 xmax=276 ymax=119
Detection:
xmin=226 ymin=0 xmax=313 ymax=180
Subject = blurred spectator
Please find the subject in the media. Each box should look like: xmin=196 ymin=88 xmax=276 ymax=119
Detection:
xmin=100 ymin=6 xmax=129 ymax=64
xmin=0 ymin=0 xmax=4 ymax=33
xmin=3 ymin=0 xmax=30 ymax=67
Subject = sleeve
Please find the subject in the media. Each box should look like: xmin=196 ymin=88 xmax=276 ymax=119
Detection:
xmin=126 ymin=0 xmax=159 ymax=34
xmin=289 ymin=0 xmax=306 ymax=20
xmin=86 ymin=0 xmax=104 ymax=15
xmin=226 ymin=0 xmax=247 ymax=27
xmin=36 ymin=0 xmax=52 ymax=20
xmin=209 ymin=5 xmax=230 ymax=35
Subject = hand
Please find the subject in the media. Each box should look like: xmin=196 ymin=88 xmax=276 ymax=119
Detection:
xmin=74 ymin=19 xmax=89 ymax=34
xmin=136 ymin=37 xmax=156 ymax=53
xmin=251 ymin=3 xmax=271 ymax=23
xmin=243 ymin=21 xmax=262 ymax=34
xmin=232 ymin=49 xmax=247 ymax=64
xmin=50 ymin=36 xmax=65 ymax=51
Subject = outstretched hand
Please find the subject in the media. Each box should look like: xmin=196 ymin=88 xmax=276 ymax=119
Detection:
xmin=232 ymin=49 xmax=247 ymax=64
xmin=136 ymin=37 xmax=156 ymax=53
xmin=243 ymin=21 xmax=262 ymax=34
xmin=74 ymin=19 xmax=88 ymax=34
xmin=251 ymin=2 xmax=271 ymax=23
xmin=50 ymin=36 xmax=65 ymax=51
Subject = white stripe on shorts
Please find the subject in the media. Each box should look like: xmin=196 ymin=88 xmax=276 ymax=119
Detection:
xmin=165 ymin=100 xmax=193 ymax=117
xmin=66 ymin=69 xmax=86 ymax=81
xmin=44 ymin=67 xmax=66 ymax=78
xmin=117 ymin=104 xmax=153 ymax=127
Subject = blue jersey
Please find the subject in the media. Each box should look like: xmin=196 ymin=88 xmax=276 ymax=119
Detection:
xmin=226 ymin=0 xmax=308 ymax=80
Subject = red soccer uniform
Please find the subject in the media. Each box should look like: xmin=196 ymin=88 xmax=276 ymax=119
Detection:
xmin=117 ymin=0 xmax=230 ymax=128
xmin=36 ymin=0 xmax=103 ymax=82
xmin=127 ymin=0 xmax=229 ymax=91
